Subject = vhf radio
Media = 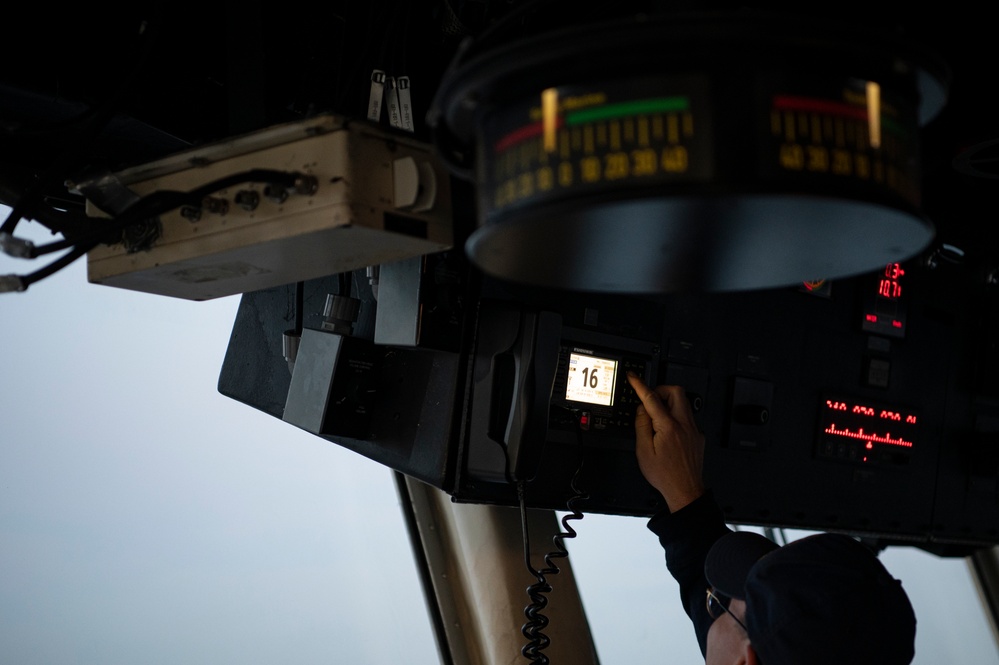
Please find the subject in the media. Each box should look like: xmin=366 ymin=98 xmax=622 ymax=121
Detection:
xmin=547 ymin=332 xmax=659 ymax=450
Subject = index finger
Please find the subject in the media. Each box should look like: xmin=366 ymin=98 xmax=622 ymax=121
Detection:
xmin=628 ymin=373 xmax=700 ymax=427
xmin=626 ymin=371 xmax=669 ymax=419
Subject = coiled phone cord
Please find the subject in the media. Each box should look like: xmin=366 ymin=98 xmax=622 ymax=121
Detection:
xmin=518 ymin=452 xmax=588 ymax=663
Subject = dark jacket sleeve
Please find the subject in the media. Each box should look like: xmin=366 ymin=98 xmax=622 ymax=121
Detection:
xmin=647 ymin=491 xmax=732 ymax=657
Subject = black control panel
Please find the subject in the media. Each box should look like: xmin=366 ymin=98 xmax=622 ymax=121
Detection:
xmin=219 ymin=255 xmax=999 ymax=551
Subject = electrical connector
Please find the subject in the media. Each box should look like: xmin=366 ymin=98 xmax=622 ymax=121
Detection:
xmin=0 ymin=274 xmax=26 ymax=292
xmin=320 ymin=293 xmax=361 ymax=335
xmin=0 ymin=232 xmax=36 ymax=258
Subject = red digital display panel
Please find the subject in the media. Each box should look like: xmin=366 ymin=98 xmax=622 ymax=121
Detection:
xmin=878 ymin=263 xmax=905 ymax=299
xmin=817 ymin=395 xmax=918 ymax=465
xmin=862 ymin=263 xmax=907 ymax=338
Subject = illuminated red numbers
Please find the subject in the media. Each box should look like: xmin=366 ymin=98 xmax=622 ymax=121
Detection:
xmin=878 ymin=278 xmax=902 ymax=298
xmin=878 ymin=263 xmax=904 ymax=299
xmin=825 ymin=399 xmax=917 ymax=425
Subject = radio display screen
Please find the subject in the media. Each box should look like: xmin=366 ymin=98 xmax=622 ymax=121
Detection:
xmin=566 ymin=351 xmax=618 ymax=406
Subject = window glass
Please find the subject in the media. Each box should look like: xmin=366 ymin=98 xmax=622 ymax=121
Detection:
xmin=0 ymin=221 xmax=440 ymax=664
xmin=563 ymin=512 xmax=705 ymax=665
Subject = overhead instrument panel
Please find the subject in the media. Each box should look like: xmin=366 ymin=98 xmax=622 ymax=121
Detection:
xmin=759 ymin=77 xmax=923 ymax=207
xmin=479 ymin=77 xmax=714 ymax=220
xmin=429 ymin=9 xmax=950 ymax=293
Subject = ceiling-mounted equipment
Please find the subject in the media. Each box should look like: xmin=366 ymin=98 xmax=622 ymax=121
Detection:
xmin=82 ymin=114 xmax=452 ymax=300
xmin=428 ymin=9 xmax=950 ymax=293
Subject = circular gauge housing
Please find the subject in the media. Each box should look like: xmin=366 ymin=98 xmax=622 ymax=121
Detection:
xmin=429 ymin=9 xmax=949 ymax=292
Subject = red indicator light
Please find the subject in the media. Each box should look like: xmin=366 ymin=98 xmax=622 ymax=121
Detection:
xmin=892 ymin=320 xmax=902 ymax=328
xmin=866 ymin=314 xmax=878 ymax=323
xmin=866 ymin=442 xmax=873 ymax=450
xmin=579 ymin=413 xmax=590 ymax=430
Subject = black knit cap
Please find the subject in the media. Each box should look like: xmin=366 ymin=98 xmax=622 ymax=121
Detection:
xmin=704 ymin=531 xmax=916 ymax=665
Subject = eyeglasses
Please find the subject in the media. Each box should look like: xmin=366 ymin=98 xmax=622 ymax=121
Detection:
xmin=706 ymin=588 xmax=748 ymax=633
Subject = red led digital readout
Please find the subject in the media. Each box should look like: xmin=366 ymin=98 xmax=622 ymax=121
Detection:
xmin=861 ymin=263 xmax=907 ymax=337
xmin=878 ymin=263 xmax=904 ymax=300
xmin=821 ymin=398 xmax=917 ymax=453
xmin=824 ymin=400 xmax=917 ymax=424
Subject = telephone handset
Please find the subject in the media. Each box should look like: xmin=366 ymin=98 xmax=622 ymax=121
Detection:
xmin=466 ymin=301 xmax=562 ymax=484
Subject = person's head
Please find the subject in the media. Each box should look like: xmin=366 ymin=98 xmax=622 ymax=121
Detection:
xmin=702 ymin=531 xmax=916 ymax=665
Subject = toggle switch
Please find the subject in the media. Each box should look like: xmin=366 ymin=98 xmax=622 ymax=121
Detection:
xmin=728 ymin=377 xmax=774 ymax=450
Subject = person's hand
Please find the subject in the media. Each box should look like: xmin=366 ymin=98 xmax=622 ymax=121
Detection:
xmin=626 ymin=372 xmax=705 ymax=512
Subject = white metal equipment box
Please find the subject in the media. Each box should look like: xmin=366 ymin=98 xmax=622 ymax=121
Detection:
xmin=83 ymin=114 xmax=452 ymax=300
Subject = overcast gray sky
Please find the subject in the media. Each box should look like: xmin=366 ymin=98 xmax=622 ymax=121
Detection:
xmin=2 ymin=208 xmax=997 ymax=664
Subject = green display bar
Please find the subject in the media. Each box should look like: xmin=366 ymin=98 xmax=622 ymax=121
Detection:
xmin=566 ymin=97 xmax=690 ymax=125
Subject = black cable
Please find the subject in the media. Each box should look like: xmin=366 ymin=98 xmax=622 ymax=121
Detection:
xmin=7 ymin=168 xmax=303 ymax=291
xmin=18 ymin=243 xmax=93 ymax=290
xmin=52 ymin=168 xmax=299 ymax=252
xmin=518 ymin=482 xmax=552 ymax=661
xmin=519 ymin=416 xmax=588 ymax=664
xmin=25 ymin=236 xmax=76 ymax=258
xmin=474 ymin=394 xmax=587 ymax=663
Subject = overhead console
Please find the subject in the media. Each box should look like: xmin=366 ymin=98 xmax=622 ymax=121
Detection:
xmin=203 ymin=8 xmax=993 ymax=555
xmin=217 ymin=248 xmax=999 ymax=555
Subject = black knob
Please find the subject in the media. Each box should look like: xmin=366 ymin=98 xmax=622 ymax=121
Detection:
xmin=733 ymin=404 xmax=769 ymax=425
